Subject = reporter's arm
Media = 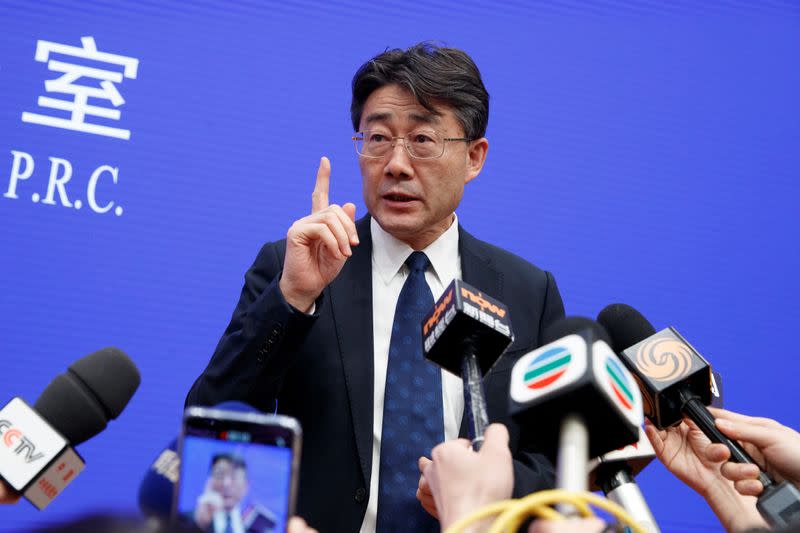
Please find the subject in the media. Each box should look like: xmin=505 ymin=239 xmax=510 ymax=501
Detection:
xmin=422 ymin=424 xmax=514 ymax=532
xmin=528 ymin=518 xmax=605 ymax=533
xmin=707 ymin=407 xmax=800 ymax=496
xmin=644 ymin=419 xmax=767 ymax=532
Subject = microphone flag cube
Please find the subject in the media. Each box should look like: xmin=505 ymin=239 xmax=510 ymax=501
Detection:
xmin=422 ymin=279 xmax=513 ymax=376
xmin=619 ymin=327 xmax=713 ymax=429
xmin=0 ymin=397 xmax=85 ymax=510
xmin=588 ymin=426 xmax=656 ymax=491
xmin=509 ymin=328 xmax=644 ymax=459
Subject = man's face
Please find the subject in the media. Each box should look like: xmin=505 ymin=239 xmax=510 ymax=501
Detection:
xmin=358 ymin=84 xmax=488 ymax=249
xmin=209 ymin=459 xmax=249 ymax=511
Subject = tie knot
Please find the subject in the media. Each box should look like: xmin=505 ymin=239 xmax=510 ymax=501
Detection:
xmin=405 ymin=251 xmax=430 ymax=274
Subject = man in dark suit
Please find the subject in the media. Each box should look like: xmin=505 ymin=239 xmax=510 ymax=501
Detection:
xmin=193 ymin=454 xmax=277 ymax=533
xmin=186 ymin=43 xmax=564 ymax=532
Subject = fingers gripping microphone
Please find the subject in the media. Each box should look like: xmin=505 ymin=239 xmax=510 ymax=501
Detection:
xmin=598 ymin=304 xmax=800 ymax=528
xmin=422 ymin=279 xmax=513 ymax=450
xmin=508 ymin=317 xmax=644 ymax=496
xmin=0 ymin=347 xmax=140 ymax=509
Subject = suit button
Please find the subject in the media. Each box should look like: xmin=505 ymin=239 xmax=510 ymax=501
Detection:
xmin=354 ymin=487 xmax=366 ymax=503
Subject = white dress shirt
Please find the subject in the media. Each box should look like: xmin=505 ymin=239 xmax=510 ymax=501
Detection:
xmin=213 ymin=506 xmax=244 ymax=533
xmin=359 ymin=216 xmax=465 ymax=533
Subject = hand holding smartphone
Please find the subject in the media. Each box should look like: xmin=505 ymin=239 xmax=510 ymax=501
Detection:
xmin=174 ymin=406 xmax=302 ymax=533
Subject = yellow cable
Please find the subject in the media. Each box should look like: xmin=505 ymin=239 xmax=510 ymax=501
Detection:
xmin=444 ymin=498 xmax=561 ymax=533
xmin=489 ymin=491 xmax=593 ymax=533
xmin=444 ymin=490 xmax=650 ymax=533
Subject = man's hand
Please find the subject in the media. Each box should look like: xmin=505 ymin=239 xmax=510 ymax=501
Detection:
xmin=420 ymin=424 xmax=514 ymax=532
xmin=194 ymin=479 xmax=224 ymax=528
xmin=706 ymin=407 xmax=800 ymax=497
xmin=645 ymin=418 xmax=767 ymax=532
xmin=0 ymin=480 xmax=20 ymax=505
xmin=279 ymin=157 xmax=359 ymax=312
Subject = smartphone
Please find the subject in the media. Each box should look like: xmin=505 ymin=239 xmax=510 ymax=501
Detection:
xmin=174 ymin=406 xmax=302 ymax=533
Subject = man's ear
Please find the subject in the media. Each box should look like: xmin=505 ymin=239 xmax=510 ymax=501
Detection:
xmin=465 ymin=137 xmax=489 ymax=184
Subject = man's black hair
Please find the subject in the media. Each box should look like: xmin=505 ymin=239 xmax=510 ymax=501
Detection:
xmin=210 ymin=453 xmax=247 ymax=472
xmin=351 ymin=42 xmax=490 ymax=139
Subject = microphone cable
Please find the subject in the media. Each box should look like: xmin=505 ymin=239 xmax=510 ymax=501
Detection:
xmin=444 ymin=489 xmax=649 ymax=533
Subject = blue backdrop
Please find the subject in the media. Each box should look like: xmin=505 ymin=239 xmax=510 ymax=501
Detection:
xmin=1 ymin=1 xmax=798 ymax=531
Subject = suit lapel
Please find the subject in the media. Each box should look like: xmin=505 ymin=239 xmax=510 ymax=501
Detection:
xmin=457 ymin=226 xmax=503 ymax=438
xmin=328 ymin=215 xmax=374 ymax=487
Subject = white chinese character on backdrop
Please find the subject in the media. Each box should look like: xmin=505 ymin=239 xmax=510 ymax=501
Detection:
xmin=21 ymin=36 xmax=139 ymax=140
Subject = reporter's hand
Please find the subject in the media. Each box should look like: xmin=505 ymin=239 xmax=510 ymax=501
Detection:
xmin=420 ymin=424 xmax=514 ymax=532
xmin=706 ymin=407 xmax=800 ymax=497
xmin=416 ymin=457 xmax=439 ymax=519
xmin=287 ymin=516 xmax=318 ymax=533
xmin=528 ymin=517 xmax=605 ymax=533
xmin=0 ymin=480 xmax=20 ymax=505
xmin=645 ymin=419 xmax=766 ymax=532
xmin=279 ymin=157 xmax=359 ymax=312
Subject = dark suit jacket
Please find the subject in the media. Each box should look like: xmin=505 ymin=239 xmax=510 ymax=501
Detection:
xmin=186 ymin=216 xmax=565 ymax=532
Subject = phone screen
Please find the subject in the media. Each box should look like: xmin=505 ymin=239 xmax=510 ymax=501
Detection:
xmin=176 ymin=411 xmax=300 ymax=533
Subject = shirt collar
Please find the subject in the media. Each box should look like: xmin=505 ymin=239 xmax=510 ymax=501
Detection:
xmin=213 ymin=506 xmax=242 ymax=532
xmin=371 ymin=214 xmax=460 ymax=286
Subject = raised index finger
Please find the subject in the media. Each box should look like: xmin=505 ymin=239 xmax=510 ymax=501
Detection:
xmin=311 ymin=156 xmax=331 ymax=213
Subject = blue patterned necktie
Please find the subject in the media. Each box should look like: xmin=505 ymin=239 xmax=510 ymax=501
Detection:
xmin=376 ymin=251 xmax=443 ymax=532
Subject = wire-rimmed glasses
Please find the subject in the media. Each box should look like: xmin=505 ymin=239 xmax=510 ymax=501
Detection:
xmin=353 ymin=130 xmax=472 ymax=160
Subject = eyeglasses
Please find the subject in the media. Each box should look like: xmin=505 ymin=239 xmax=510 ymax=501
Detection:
xmin=211 ymin=468 xmax=246 ymax=482
xmin=352 ymin=130 xmax=472 ymax=160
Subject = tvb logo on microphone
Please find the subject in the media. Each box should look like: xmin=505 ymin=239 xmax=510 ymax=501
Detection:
xmin=510 ymin=334 xmax=588 ymax=403
xmin=0 ymin=420 xmax=45 ymax=464
xmin=523 ymin=346 xmax=572 ymax=390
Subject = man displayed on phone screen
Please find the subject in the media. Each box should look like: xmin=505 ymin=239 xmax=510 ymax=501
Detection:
xmin=193 ymin=453 xmax=277 ymax=533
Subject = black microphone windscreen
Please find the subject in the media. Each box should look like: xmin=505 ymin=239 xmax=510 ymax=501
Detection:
xmin=34 ymin=373 xmax=108 ymax=445
xmin=596 ymin=304 xmax=657 ymax=353
xmin=34 ymin=347 xmax=140 ymax=445
xmin=542 ymin=316 xmax=611 ymax=346
xmin=68 ymin=347 xmax=141 ymax=419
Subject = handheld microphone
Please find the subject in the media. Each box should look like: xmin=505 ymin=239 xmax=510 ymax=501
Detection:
xmin=589 ymin=427 xmax=660 ymax=533
xmin=422 ymin=279 xmax=513 ymax=450
xmin=597 ymin=303 xmax=800 ymax=528
xmin=0 ymin=347 xmax=140 ymax=509
xmin=138 ymin=438 xmax=179 ymax=518
xmin=508 ymin=317 xmax=644 ymax=495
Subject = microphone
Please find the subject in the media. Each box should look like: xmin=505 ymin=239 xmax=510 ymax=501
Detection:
xmin=508 ymin=317 xmax=644 ymax=495
xmin=138 ymin=401 xmax=262 ymax=519
xmin=589 ymin=427 xmax=660 ymax=533
xmin=422 ymin=279 xmax=513 ymax=450
xmin=597 ymin=303 xmax=800 ymax=528
xmin=138 ymin=438 xmax=179 ymax=518
xmin=0 ymin=347 xmax=140 ymax=509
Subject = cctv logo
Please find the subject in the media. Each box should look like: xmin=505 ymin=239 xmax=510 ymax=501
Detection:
xmin=0 ymin=420 xmax=45 ymax=464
